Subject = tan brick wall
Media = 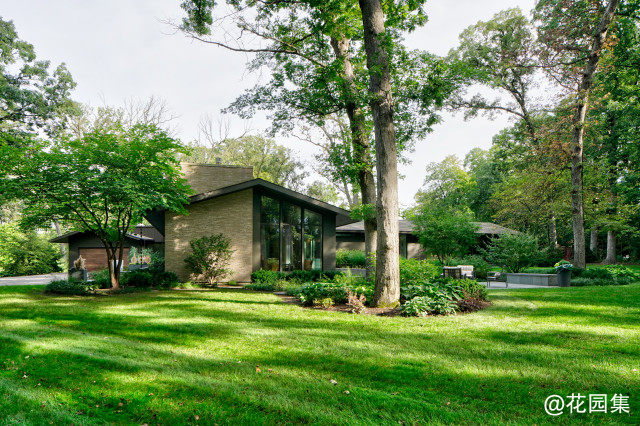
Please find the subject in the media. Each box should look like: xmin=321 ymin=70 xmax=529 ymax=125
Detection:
xmin=165 ymin=189 xmax=254 ymax=283
xmin=181 ymin=163 xmax=253 ymax=195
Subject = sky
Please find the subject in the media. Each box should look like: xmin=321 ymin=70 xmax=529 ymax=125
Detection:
xmin=3 ymin=0 xmax=535 ymax=208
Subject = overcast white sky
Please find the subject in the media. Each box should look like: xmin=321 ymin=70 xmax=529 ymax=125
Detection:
xmin=4 ymin=0 xmax=535 ymax=208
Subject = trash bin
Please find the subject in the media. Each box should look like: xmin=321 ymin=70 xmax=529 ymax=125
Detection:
xmin=557 ymin=269 xmax=571 ymax=287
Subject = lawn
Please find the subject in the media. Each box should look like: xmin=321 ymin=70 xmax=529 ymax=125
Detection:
xmin=0 ymin=284 xmax=638 ymax=424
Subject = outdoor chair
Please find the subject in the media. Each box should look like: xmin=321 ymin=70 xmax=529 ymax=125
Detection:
xmin=457 ymin=265 xmax=475 ymax=279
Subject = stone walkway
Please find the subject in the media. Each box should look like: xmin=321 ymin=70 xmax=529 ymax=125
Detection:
xmin=0 ymin=273 xmax=67 ymax=286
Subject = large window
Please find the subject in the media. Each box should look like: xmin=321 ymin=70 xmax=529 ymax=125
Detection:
xmin=260 ymin=196 xmax=280 ymax=271
xmin=260 ymin=195 xmax=323 ymax=271
xmin=303 ymin=210 xmax=322 ymax=271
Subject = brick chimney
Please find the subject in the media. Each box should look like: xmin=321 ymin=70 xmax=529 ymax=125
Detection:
xmin=181 ymin=163 xmax=254 ymax=195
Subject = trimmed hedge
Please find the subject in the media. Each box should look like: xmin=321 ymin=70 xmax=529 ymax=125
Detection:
xmin=250 ymin=269 xmax=343 ymax=285
xmin=336 ymin=250 xmax=367 ymax=268
xmin=45 ymin=279 xmax=94 ymax=295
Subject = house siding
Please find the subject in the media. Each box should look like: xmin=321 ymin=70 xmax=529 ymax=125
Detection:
xmin=164 ymin=189 xmax=254 ymax=283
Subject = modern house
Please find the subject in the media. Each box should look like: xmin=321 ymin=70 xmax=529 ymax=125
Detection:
xmin=336 ymin=219 xmax=517 ymax=259
xmin=52 ymin=163 xmax=516 ymax=282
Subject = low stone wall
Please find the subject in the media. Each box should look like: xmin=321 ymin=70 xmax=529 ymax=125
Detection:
xmin=505 ymin=273 xmax=558 ymax=286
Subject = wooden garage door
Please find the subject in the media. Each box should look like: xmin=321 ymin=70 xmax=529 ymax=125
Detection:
xmin=78 ymin=248 xmax=130 ymax=272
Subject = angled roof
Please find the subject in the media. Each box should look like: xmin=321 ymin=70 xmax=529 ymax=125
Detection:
xmin=50 ymin=230 xmax=155 ymax=244
xmin=336 ymin=219 xmax=518 ymax=235
xmin=188 ymin=178 xmax=351 ymax=216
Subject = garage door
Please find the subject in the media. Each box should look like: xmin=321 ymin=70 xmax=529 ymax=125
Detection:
xmin=78 ymin=248 xmax=130 ymax=272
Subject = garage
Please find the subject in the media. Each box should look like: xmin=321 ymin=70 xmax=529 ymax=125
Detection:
xmin=78 ymin=248 xmax=130 ymax=272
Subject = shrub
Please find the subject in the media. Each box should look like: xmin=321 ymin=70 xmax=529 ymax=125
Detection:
xmin=522 ymin=266 xmax=556 ymax=274
xmin=401 ymin=295 xmax=457 ymax=316
xmin=399 ymin=258 xmax=441 ymax=285
xmin=250 ymin=269 xmax=344 ymax=285
xmin=296 ymin=282 xmax=348 ymax=306
xmin=116 ymin=270 xmax=179 ymax=288
xmin=315 ymin=297 xmax=334 ymax=308
xmin=455 ymin=279 xmax=487 ymax=301
xmin=336 ymin=249 xmax=367 ymax=268
xmin=90 ymin=269 xmax=112 ymax=289
xmin=184 ymin=233 xmax=234 ymax=285
xmin=570 ymin=277 xmax=614 ymax=287
xmin=346 ymin=289 xmax=367 ymax=314
xmin=401 ymin=281 xmax=462 ymax=303
xmin=45 ymin=279 xmax=94 ymax=295
xmin=481 ymin=233 xmax=539 ymax=273
xmin=251 ymin=270 xmax=281 ymax=285
xmin=446 ymin=255 xmax=490 ymax=279
xmin=245 ymin=279 xmax=299 ymax=292
xmin=121 ymin=270 xmax=154 ymax=288
xmin=457 ymin=297 xmax=484 ymax=313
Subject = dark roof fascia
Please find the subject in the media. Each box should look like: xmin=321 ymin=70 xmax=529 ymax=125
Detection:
xmin=50 ymin=231 xmax=154 ymax=244
xmin=189 ymin=179 xmax=351 ymax=217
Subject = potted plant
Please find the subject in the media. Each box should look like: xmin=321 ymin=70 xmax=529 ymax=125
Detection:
xmin=71 ymin=255 xmax=88 ymax=281
xmin=554 ymin=260 xmax=573 ymax=287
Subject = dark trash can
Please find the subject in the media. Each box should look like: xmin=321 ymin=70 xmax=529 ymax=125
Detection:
xmin=557 ymin=269 xmax=571 ymax=287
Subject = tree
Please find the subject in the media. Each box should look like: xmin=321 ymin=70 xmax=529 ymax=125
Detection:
xmin=0 ymin=17 xmax=77 ymax=138
xmin=481 ymin=233 xmax=540 ymax=273
xmin=449 ymin=8 xmax=543 ymax=143
xmin=416 ymin=155 xmax=476 ymax=210
xmin=409 ymin=205 xmax=479 ymax=264
xmin=184 ymin=135 xmax=308 ymax=191
xmin=0 ymin=124 xmax=191 ymax=289
xmin=0 ymin=223 xmax=62 ymax=276
xmin=184 ymin=233 xmax=234 ymax=285
xmin=534 ymin=0 xmax=623 ymax=268
xmin=305 ymin=180 xmax=341 ymax=205
xmin=176 ymin=0 xmax=447 ymax=292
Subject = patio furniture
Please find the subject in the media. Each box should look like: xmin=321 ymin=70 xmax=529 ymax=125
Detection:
xmin=443 ymin=266 xmax=462 ymax=279
xmin=457 ymin=265 xmax=475 ymax=279
xmin=487 ymin=271 xmax=503 ymax=288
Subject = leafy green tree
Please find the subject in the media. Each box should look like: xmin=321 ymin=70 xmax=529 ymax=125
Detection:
xmin=0 ymin=17 xmax=77 ymax=137
xmin=409 ymin=205 xmax=479 ymax=264
xmin=0 ymin=124 xmax=191 ymax=289
xmin=184 ymin=233 xmax=234 ymax=285
xmin=449 ymin=8 xmax=542 ymax=143
xmin=185 ymin=135 xmax=308 ymax=191
xmin=481 ymin=233 xmax=540 ymax=273
xmin=305 ymin=180 xmax=341 ymax=205
xmin=416 ymin=155 xmax=476 ymax=210
xmin=534 ymin=0 xmax=623 ymax=268
xmin=0 ymin=223 xmax=61 ymax=276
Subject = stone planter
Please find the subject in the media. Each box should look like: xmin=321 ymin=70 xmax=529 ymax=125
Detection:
xmin=505 ymin=273 xmax=558 ymax=286
xmin=128 ymin=263 xmax=148 ymax=271
xmin=70 ymin=268 xmax=88 ymax=282
xmin=557 ymin=269 xmax=571 ymax=287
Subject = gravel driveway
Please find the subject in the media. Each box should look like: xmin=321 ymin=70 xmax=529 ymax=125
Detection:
xmin=0 ymin=273 xmax=67 ymax=286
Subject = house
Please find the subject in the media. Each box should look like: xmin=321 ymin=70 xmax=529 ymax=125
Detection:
xmin=51 ymin=226 xmax=164 ymax=272
xmin=336 ymin=219 xmax=517 ymax=259
xmin=53 ymin=163 xmax=351 ymax=282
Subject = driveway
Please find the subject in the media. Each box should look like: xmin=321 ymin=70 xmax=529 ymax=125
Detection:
xmin=0 ymin=273 xmax=67 ymax=286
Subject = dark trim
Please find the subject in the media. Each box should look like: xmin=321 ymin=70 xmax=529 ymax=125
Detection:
xmin=188 ymin=179 xmax=350 ymax=217
xmin=322 ymin=213 xmax=336 ymax=270
xmin=252 ymin=188 xmax=261 ymax=273
xmin=50 ymin=231 xmax=154 ymax=244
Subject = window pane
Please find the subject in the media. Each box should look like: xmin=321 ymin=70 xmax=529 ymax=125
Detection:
xmin=261 ymin=196 xmax=280 ymax=271
xmin=303 ymin=210 xmax=322 ymax=271
xmin=282 ymin=202 xmax=302 ymax=271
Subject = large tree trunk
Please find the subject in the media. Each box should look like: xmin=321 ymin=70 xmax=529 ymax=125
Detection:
xmin=604 ymin=230 xmax=616 ymax=265
xmin=569 ymin=0 xmax=621 ymax=269
xmin=330 ymin=36 xmax=378 ymax=279
xmin=590 ymin=226 xmax=598 ymax=254
xmin=358 ymin=0 xmax=400 ymax=307
xmin=105 ymin=245 xmax=121 ymax=290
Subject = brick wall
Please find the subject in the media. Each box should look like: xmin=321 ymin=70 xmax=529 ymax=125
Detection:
xmin=181 ymin=163 xmax=253 ymax=195
xmin=164 ymin=189 xmax=254 ymax=283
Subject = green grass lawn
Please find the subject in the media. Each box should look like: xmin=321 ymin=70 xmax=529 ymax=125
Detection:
xmin=1 ymin=284 xmax=638 ymax=425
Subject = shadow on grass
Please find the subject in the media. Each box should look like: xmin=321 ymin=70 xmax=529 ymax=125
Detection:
xmin=0 ymin=285 xmax=638 ymax=424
